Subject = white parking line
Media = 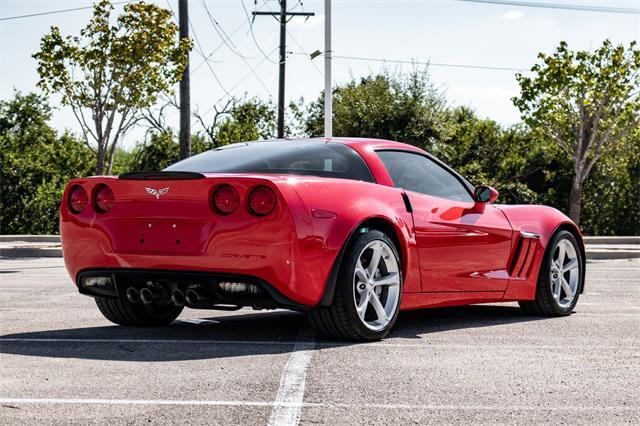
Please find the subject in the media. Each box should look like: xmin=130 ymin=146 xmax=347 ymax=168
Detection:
xmin=267 ymin=327 xmax=316 ymax=426
xmin=0 ymin=398 xmax=638 ymax=412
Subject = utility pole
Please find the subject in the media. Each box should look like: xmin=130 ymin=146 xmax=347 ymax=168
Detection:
xmin=253 ymin=1 xmax=314 ymax=139
xmin=324 ymin=0 xmax=332 ymax=138
xmin=178 ymin=0 xmax=190 ymax=159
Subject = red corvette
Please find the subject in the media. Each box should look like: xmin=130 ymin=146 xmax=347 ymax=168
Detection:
xmin=61 ymin=138 xmax=585 ymax=340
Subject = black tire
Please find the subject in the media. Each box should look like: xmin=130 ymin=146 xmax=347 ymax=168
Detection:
xmin=519 ymin=230 xmax=583 ymax=316
xmin=95 ymin=296 xmax=183 ymax=326
xmin=309 ymin=229 xmax=402 ymax=341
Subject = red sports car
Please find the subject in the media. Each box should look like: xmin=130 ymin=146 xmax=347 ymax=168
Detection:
xmin=61 ymin=138 xmax=585 ymax=341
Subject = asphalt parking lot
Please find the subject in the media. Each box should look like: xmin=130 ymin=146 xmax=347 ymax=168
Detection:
xmin=1 ymin=257 xmax=639 ymax=425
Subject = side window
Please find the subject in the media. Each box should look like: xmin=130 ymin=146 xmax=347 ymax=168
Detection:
xmin=377 ymin=150 xmax=473 ymax=202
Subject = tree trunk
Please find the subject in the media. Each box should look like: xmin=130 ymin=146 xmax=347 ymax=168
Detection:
xmin=569 ymin=177 xmax=582 ymax=225
xmin=96 ymin=144 xmax=105 ymax=175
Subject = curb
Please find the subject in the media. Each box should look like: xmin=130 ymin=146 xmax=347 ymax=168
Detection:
xmin=0 ymin=235 xmax=60 ymax=243
xmin=0 ymin=247 xmax=63 ymax=258
xmin=586 ymin=250 xmax=640 ymax=260
xmin=584 ymin=236 xmax=640 ymax=245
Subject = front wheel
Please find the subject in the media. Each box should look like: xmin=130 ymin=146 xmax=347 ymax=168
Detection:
xmin=95 ymin=296 xmax=183 ymax=326
xmin=519 ymin=230 xmax=583 ymax=316
xmin=309 ymin=230 xmax=402 ymax=341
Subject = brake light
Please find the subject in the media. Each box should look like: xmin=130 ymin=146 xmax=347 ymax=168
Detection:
xmin=94 ymin=184 xmax=115 ymax=213
xmin=68 ymin=185 xmax=88 ymax=214
xmin=212 ymin=185 xmax=240 ymax=215
xmin=248 ymin=186 xmax=277 ymax=216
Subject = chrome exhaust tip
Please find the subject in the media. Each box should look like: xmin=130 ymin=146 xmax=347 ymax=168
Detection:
xmin=185 ymin=288 xmax=209 ymax=306
xmin=139 ymin=287 xmax=155 ymax=304
xmin=125 ymin=287 xmax=140 ymax=304
xmin=171 ymin=289 xmax=185 ymax=306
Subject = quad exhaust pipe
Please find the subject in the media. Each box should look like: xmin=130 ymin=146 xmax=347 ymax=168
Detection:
xmin=125 ymin=285 xmax=209 ymax=307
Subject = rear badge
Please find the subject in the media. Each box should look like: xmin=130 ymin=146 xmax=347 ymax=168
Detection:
xmin=145 ymin=187 xmax=170 ymax=199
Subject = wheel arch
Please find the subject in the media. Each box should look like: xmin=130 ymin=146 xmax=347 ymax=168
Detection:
xmin=317 ymin=216 xmax=407 ymax=307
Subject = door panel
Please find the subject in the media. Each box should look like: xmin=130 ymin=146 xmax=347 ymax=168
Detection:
xmin=408 ymin=192 xmax=513 ymax=292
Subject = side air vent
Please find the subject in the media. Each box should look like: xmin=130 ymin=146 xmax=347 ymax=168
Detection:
xmin=509 ymin=231 xmax=540 ymax=279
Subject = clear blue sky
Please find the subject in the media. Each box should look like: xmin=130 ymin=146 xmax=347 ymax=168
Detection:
xmin=1 ymin=0 xmax=639 ymax=148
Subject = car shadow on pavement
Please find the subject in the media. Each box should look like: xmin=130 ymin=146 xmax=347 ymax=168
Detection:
xmin=0 ymin=305 xmax=548 ymax=362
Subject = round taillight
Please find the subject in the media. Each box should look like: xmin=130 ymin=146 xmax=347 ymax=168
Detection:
xmin=68 ymin=185 xmax=88 ymax=214
xmin=94 ymin=184 xmax=115 ymax=213
xmin=212 ymin=185 xmax=240 ymax=215
xmin=248 ymin=186 xmax=277 ymax=216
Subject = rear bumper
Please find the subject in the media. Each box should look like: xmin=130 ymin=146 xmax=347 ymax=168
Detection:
xmin=76 ymin=268 xmax=308 ymax=311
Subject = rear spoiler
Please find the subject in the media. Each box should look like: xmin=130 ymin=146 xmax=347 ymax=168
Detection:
xmin=119 ymin=171 xmax=204 ymax=180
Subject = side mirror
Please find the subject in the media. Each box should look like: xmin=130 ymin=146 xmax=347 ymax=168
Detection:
xmin=473 ymin=185 xmax=499 ymax=204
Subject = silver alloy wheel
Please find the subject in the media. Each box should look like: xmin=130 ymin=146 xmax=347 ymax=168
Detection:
xmin=550 ymin=239 xmax=580 ymax=308
xmin=353 ymin=240 xmax=401 ymax=331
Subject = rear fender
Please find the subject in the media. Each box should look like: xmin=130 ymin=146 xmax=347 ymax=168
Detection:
xmin=499 ymin=205 xmax=585 ymax=300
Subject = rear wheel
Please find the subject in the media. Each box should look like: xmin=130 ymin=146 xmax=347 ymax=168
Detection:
xmin=519 ymin=230 xmax=583 ymax=316
xmin=95 ymin=296 xmax=183 ymax=326
xmin=309 ymin=229 xmax=402 ymax=341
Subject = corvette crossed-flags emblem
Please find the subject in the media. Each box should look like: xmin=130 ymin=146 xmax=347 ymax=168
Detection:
xmin=145 ymin=187 xmax=170 ymax=199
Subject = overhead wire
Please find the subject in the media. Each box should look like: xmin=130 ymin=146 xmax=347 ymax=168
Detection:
xmin=0 ymin=0 xmax=134 ymax=21
xmin=165 ymin=0 xmax=234 ymax=99
xmin=200 ymin=0 xmax=275 ymax=99
xmin=287 ymin=53 xmax=528 ymax=72
xmin=240 ymin=0 xmax=278 ymax=64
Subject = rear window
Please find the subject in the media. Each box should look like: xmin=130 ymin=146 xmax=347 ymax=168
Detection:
xmin=165 ymin=141 xmax=375 ymax=183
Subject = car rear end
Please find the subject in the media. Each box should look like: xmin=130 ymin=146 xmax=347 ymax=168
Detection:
xmin=60 ymin=171 xmax=325 ymax=310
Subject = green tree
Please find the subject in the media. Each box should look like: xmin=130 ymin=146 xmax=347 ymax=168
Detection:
xmin=195 ymin=97 xmax=276 ymax=147
xmin=581 ymin=129 xmax=640 ymax=235
xmin=513 ymin=40 xmax=640 ymax=225
xmin=130 ymin=132 xmax=209 ymax=172
xmin=33 ymin=0 xmax=191 ymax=175
xmin=303 ymin=70 xmax=452 ymax=148
xmin=0 ymin=93 xmax=94 ymax=234
xmin=433 ymin=106 xmax=573 ymax=207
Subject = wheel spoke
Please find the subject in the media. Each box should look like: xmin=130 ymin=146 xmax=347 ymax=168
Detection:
xmin=561 ymin=277 xmax=574 ymax=299
xmin=554 ymin=278 xmax=562 ymax=300
xmin=367 ymin=242 xmax=383 ymax=277
xmin=563 ymin=259 xmax=578 ymax=272
xmin=369 ymin=291 xmax=388 ymax=323
xmin=557 ymin=244 xmax=566 ymax=268
xmin=356 ymin=291 xmax=370 ymax=320
xmin=373 ymin=272 xmax=400 ymax=287
xmin=355 ymin=258 xmax=369 ymax=283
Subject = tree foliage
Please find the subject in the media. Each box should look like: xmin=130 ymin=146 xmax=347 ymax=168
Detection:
xmin=33 ymin=0 xmax=192 ymax=174
xmin=513 ymin=40 xmax=640 ymax=224
xmin=195 ymin=97 xmax=276 ymax=148
xmin=304 ymin=70 xmax=452 ymax=149
xmin=0 ymin=93 xmax=94 ymax=234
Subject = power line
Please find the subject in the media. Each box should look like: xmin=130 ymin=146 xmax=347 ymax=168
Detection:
xmin=166 ymin=0 xmax=234 ymax=99
xmin=286 ymin=29 xmax=324 ymax=77
xmin=252 ymin=0 xmax=315 ymax=138
xmin=2 ymin=0 xmax=637 ymax=22
xmin=450 ymin=0 xmax=640 ymax=14
xmin=191 ymin=21 xmax=248 ymax=73
xmin=289 ymin=52 xmax=527 ymax=72
xmin=240 ymin=0 xmax=278 ymax=64
xmin=200 ymin=0 xmax=258 ymax=60
xmin=200 ymin=46 xmax=279 ymax=118
xmin=200 ymin=0 xmax=275 ymax=99
xmin=0 ymin=1 xmax=134 ymax=22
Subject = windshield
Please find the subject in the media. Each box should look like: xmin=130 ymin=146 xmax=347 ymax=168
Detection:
xmin=164 ymin=141 xmax=375 ymax=183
